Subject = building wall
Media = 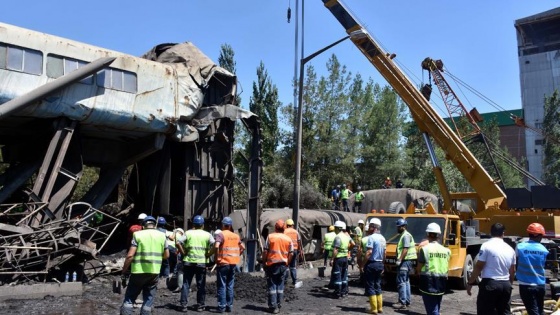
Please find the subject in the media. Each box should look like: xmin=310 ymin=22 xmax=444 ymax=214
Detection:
xmin=516 ymin=8 xmax=560 ymax=185
xmin=499 ymin=125 xmax=527 ymax=163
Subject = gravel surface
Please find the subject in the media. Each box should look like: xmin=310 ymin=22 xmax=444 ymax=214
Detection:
xmin=0 ymin=264 xmax=553 ymax=315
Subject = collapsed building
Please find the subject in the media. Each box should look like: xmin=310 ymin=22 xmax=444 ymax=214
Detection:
xmin=0 ymin=22 xmax=262 ymax=282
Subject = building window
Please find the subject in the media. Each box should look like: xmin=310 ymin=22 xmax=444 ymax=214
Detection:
xmin=535 ymin=139 xmax=544 ymax=146
xmin=46 ymin=54 xmax=93 ymax=84
xmin=0 ymin=43 xmax=43 ymax=75
xmin=535 ymin=122 xmax=543 ymax=129
xmin=97 ymin=68 xmax=137 ymax=93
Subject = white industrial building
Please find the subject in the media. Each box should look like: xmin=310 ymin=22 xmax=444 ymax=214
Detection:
xmin=515 ymin=7 xmax=560 ymax=186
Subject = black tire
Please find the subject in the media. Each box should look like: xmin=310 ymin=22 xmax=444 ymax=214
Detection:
xmin=388 ymin=201 xmax=406 ymax=214
xmin=457 ymin=254 xmax=473 ymax=290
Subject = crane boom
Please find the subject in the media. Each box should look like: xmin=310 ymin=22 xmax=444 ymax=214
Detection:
xmin=322 ymin=0 xmax=506 ymax=210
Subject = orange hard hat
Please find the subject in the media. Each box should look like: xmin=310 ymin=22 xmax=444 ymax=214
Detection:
xmin=527 ymin=223 xmax=545 ymax=236
xmin=275 ymin=219 xmax=285 ymax=230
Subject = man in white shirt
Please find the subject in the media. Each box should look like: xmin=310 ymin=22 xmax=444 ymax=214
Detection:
xmin=467 ymin=223 xmax=516 ymax=315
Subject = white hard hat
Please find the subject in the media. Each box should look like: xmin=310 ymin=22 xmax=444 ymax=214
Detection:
xmin=138 ymin=213 xmax=147 ymax=220
xmin=369 ymin=218 xmax=381 ymax=227
xmin=214 ymin=229 xmax=222 ymax=235
xmin=174 ymin=228 xmax=185 ymax=235
xmin=358 ymin=219 xmax=365 ymax=225
xmin=334 ymin=220 xmax=346 ymax=230
xmin=426 ymin=222 xmax=442 ymax=234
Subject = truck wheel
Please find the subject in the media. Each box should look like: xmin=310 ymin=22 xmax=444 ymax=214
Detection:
xmin=458 ymin=254 xmax=473 ymax=290
xmin=388 ymin=201 xmax=406 ymax=214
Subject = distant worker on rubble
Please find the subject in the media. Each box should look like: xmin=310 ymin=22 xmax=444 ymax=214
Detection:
xmin=331 ymin=185 xmax=341 ymax=210
xmin=382 ymin=177 xmax=392 ymax=189
xmin=262 ymin=219 xmax=294 ymax=314
xmin=284 ymin=219 xmax=303 ymax=288
xmin=353 ymin=186 xmax=364 ymax=213
xmin=395 ymin=179 xmax=404 ymax=188
xmin=120 ymin=215 xmax=169 ymax=315
xmin=515 ymin=223 xmax=548 ymax=315
xmin=177 ymin=215 xmax=215 ymax=313
xmin=364 ymin=218 xmax=386 ymax=314
xmin=127 ymin=213 xmax=146 ymax=247
xmin=417 ymin=222 xmax=450 ymax=315
xmin=214 ymin=216 xmax=245 ymax=313
xmin=340 ymin=184 xmax=352 ymax=212
xmin=322 ymin=225 xmax=336 ymax=267
xmin=393 ymin=218 xmax=417 ymax=310
xmin=330 ymin=220 xmax=355 ymax=299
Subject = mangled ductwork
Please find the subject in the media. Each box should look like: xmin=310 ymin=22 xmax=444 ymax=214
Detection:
xmin=0 ymin=202 xmax=119 ymax=282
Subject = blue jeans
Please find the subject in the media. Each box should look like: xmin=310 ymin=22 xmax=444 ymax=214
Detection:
xmin=397 ymin=260 xmax=413 ymax=305
xmin=364 ymin=261 xmax=384 ymax=296
xmin=342 ymin=199 xmax=349 ymax=212
xmin=120 ymin=273 xmax=158 ymax=315
xmin=422 ymin=294 xmax=443 ymax=315
xmin=217 ymin=265 xmax=236 ymax=311
xmin=288 ymin=250 xmax=298 ymax=284
xmin=180 ymin=264 xmax=207 ymax=307
xmin=333 ymin=257 xmax=349 ymax=297
xmin=266 ymin=264 xmax=288 ymax=309
xmin=519 ymin=285 xmax=545 ymax=315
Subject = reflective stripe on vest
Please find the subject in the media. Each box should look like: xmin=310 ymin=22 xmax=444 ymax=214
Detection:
xmin=324 ymin=232 xmax=336 ymax=251
xmin=397 ymin=230 xmax=417 ymax=260
xmin=183 ymin=229 xmax=212 ymax=264
xmin=341 ymin=189 xmax=350 ymax=199
xmin=355 ymin=192 xmax=364 ymax=202
xmin=419 ymin=242 xmax=450 ymax=295
xmin=336 ymin=232 xmax=351 ymax=258
xmin=131 ymin=229 xmax=166 ymax=274
xmin=284 ymin=228 xmax=299 ymax=250
xmin=266 ymin=233 xmax=292 ymax=266
xmin=516 ymin=240 xmax=548 ymax=285
xmin=218 ymin=230 xmax=241 ymax=265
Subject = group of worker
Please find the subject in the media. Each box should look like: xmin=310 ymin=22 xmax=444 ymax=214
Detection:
xmin=120 ymin=214 xmax=245 ymax=314
xmin=322 ymin=218 xmax=548 ymax=315
xmin=331 ymin=184 xmax=364 ymax=212
xmin=120 ymin=211 xmax=549 ymax=315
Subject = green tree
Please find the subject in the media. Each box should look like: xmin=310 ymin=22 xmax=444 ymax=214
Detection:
xmin=543 ymin=90 xmax=560 ymax=187
xmin=218 ymin=43 xmax=236 ymax=75
xmin=249 ymin=62 xmax=280 ymax=166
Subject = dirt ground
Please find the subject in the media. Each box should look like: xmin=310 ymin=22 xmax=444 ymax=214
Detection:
xmin=0 ymin=262 xmax=548 ymax=315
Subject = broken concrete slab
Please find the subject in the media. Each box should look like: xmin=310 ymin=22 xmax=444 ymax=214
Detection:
xmin=0 ymin=282 xmax=82 ymax=300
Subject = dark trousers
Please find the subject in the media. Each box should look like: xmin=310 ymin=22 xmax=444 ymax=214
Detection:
xmin=266 ymin=264 xmax=288 ymax=309
xmin=333 ymin=257 xmax=349 ymax=296
xmin=180 ymin=264 xmax=207 ymax=307
xmin=422 ymin=294 xmax=443 ymax=315
xmin=120 ymin=273 xmax=158 ymax=315
xmin=323 ymin=250 xmax=330 ymax=266
xmin=353 ymin=201 xmax=362 ymax=213
xmin=364 ymin=261 xmax=383 ymax=296
xmin=476 ymin=278 xmax=512 ymax=315
xmin=288 ymin=249 xmax=298 ymax=284
xmin=342 ymin=199 xmax=350 ymax=212
xmin=519 ymin=284 xmax=545 ymax=315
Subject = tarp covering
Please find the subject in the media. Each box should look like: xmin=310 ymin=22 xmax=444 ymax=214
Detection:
xmin=350 ymin=188 xmax=440 ymax=213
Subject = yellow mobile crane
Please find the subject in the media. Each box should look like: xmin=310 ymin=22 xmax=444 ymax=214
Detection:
xmin=320 ymin=0 xmax=560 ymax=288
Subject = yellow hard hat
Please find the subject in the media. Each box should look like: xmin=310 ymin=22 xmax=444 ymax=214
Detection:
xmin=286 ymin=219 xmax=294 ymax=226
xmin=328 ymin=225 xmax=335 ymax=232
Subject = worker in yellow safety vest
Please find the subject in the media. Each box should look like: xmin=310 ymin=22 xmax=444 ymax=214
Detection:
xmin=120 ymin=216 xmax=169 ymax=315
xmin=353 ymin=186 xmax=365 ymax=213
xmin=393 ymin=218 xmax=417 ymax=310
xmin=331 ymin=220 xmax=355 ymax=298
xmin=340 ymin=184 xmax=352 ymax=212
xmin=176 ymin=215 xmax=215 ymax=313
xmin=322 ymin=225 xmax=336 ymax=267
xmin=417 ymin=222 xmax=450 ymax=315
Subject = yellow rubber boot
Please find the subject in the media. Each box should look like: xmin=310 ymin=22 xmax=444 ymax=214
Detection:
xmin=368 ymin=295 xmax=378 ymax=314
xmin=376 ymin=294 xmax=383 ymax=313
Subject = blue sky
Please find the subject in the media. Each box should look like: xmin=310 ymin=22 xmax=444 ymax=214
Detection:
xmin=3 ymin=0 xmax=558 ymax=122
